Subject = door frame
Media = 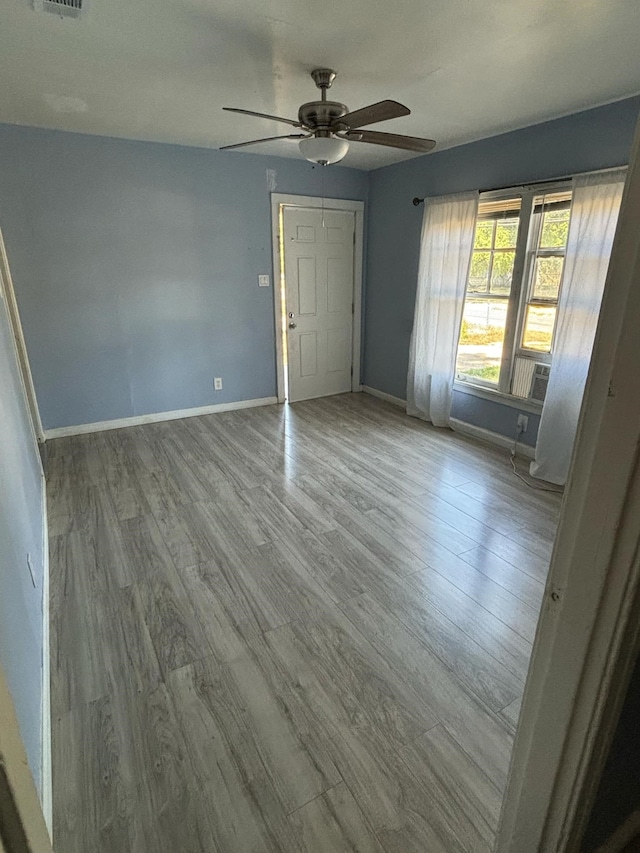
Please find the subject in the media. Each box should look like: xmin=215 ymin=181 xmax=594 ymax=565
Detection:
xmin=0 ymin=229 xmax=44 ymax=445
xmin=496 ymin=119 xmax=640 ymax=850
xmin=270 ymin=193 xmax=364 ymax=403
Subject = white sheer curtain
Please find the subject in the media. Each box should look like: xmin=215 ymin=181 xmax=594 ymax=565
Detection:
xmin=407 ymin=191 xmax=479 ymax=427
xmin=531 ymin=168 xmax=627 ymax=485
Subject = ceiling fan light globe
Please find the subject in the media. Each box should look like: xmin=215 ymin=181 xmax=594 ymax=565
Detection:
xmin=299 ymin=136 xmax=349 ymax=165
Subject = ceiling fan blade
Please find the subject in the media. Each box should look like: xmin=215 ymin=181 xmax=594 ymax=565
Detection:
xmin=223 ymin=107 xmax=302 ymax=128
xmin=346 ymin=129 xmax=436 ymax=153
xmin=337 ymin=100 xmax=410 ymax=130
xmin=220 ymin=134 xmax=308 ymax=151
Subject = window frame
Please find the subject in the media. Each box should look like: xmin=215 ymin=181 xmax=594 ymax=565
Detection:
xmin=514 ymin=194 xmax=571 ymax=364
xmin=455 ymin=180 xmax=572 ymax=398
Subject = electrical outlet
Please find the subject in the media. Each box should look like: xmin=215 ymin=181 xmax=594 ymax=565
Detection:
xmin=517 ymin=414 xmax=528 ymax=433
xmin=258 ymin=274 xmax=270 ymax=287
xmin=214 ymin=377 xmax=223 ymax=391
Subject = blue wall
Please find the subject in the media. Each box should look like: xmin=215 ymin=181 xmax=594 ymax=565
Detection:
xmin=364 ymin=96 xmax=640 ymax=445
xmin=0 ymin=290 xmax=45 ymax=793
xmin=1 ymin=99 xmax=638 ymax=437
xmin=0 ymin=126 xmax=368 ymax=430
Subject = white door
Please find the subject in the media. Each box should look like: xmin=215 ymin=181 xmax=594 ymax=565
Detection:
xmin=283 ymin=206 xmax=355 ymax=403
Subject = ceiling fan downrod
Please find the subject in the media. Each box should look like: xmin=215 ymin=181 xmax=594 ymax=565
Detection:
xmin=310 ymin=68 xmax=337 ymax=102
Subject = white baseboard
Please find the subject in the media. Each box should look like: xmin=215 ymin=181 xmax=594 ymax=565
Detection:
xmin=362 ymin=385 xmax=407 ymax=408
xmin=40 ymin=476 xmax=52 ymax=838
xmin=44 ymin=396 xmax=279 ymax=439
xmin=450 ymin=417 xmax=536 ymax=459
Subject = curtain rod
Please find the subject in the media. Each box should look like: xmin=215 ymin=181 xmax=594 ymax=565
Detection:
xmin=411 ymin=165 xmax=627 ymax=206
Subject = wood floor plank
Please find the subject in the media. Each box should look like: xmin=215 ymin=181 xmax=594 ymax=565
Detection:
xmin=266 ymin=611 xmax=438 ymax=748
xmin=456 ymin=466 xmax=563 ymax=519
xmin=398 ymin=541 xmax=541 ymax=644
xmin=295 ymin=474 xmax=431 ymax=576
xmin=288 ymin=782 xmax=385 ymax=853
xmin=153 ymin=501 xmax=219 ymax=569
xmin=390 ymin=723 xmax=502 ymax=853
xmin=184 ymin=415 xmax=269 ymax=490
xmin=50 ymin=551 xmax=108 ymax=712
xmin=165 ymin=657 xmax=296 ymax=852
xmin=170 ymin=648 xmax=341 ymax=817
xmin=53 ymin=698 xmax=137 ymax=853
xmin=409 ymin=482 xmax=527 ymax=537
xmin=371 ymin=580 xmax=525 ymax=709
xmin=459 ymin=545 xmax=546 ymax=611
xmin=264 ymin=623 xmax=451 ymax=848
xmin=248 ymin=478 xmax=338 ymax=539
xmin=401 ymin=566 xmax=533 ymax=679
xmin=366 ymin=500 xmax=480 ymax=557
xmin=499 ymin=696 xmax=522 ymax=733
xmin=232 ymin=539 xmax=339 ymax=630
xmin=276 ymin=526 xmax=410 ymax=604
xmin=47 ymin=392 xmax=559 ymax=852
xmin=440 ymin=694 xmax=516 ymax=795
xmin=95 ymin=430 xmax=152 ymax=521
xmin=339 ymin=592 xmax=520 ymax=718
xmin=477 ymin=533 xmax=553 ymax=583
xmin=120 ymin=514 xmax=213 ymax=677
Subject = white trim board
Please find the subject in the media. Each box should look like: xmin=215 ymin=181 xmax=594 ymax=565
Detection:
xmin=362 ymin=385 xmax=406 ymax=408
xmin=40 ymin=473 xmax=52 ymax=839
xmin=44 ymin=396 xmax=278 ymax=439
xmin=0 ymin=229 xmax=45 ymax=446
xmin=270 ymin=193 xmax=365 ymax=403
xmin=450 ymin=418 xmax=536 ymax=459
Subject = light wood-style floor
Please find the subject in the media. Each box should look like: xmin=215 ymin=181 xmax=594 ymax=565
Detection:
xmin=48 ymin=393 xmax=561 ymax=853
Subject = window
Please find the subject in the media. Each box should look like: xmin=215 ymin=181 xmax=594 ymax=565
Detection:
xmin=519 ymin=191 xmax=571 ymax=354
xmin=456 ymin=186 xmax=572 ymax=398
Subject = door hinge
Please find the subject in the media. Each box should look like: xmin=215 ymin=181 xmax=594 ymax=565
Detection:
xmin=353 ymin=231 xmax=356 ymax=246
xmin=350 ymin=366 xmax=353 ymax=377
xmin=352 ymin=302 xmax=355 ymax=314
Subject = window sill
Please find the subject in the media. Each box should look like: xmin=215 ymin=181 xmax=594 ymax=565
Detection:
xmin=453 ymin=380 xmax=543 ymax=414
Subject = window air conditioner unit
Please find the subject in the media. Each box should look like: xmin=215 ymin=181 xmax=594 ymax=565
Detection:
xmin=529 ymin=363 xmax=551 ymax=403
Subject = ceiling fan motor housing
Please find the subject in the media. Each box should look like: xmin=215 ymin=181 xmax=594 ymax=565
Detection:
xmin=298 ymin=101 xmax=348 ymax=131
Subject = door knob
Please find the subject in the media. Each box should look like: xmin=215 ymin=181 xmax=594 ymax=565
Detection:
xmin=288 ymin=322 xmax=297 ymax=329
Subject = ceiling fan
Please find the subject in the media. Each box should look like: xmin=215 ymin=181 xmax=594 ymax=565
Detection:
xmin=221 ymin=69 xmax=436 ymax=165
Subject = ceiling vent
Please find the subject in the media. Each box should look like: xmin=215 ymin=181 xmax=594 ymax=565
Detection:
xmin=33 ymin=0 xmax=84 ymax=18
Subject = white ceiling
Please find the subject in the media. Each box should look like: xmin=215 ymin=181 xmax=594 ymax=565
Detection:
xmin=1 ymin=0 xmax=640 ymax=170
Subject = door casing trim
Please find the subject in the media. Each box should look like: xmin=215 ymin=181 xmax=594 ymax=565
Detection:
xmin=270 ymin=193 xmax=364 ymax=403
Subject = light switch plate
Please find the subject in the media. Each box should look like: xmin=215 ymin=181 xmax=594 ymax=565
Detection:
xmin=258 ymin=274 xmax=270 ymax=287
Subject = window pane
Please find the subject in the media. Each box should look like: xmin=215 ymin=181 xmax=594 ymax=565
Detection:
xmin=495 ymin=219 xmax=518 ymax=248
xmin=533 ymin=256 xmax=564 ymax=299
xmin=540 ymin=209 xmax=570 ymax=249
xmin=457 ymin=298 xmax=508 ymax=384
xmin=522 ymin=304 xmax=556 ymax=352
xmin=490 ymin=250 xmax=515 ymax=294
xmin=469 ymin=251 xmax=490 ymax=292
xmin=474 ymin=221 xmax=493 ymax=249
